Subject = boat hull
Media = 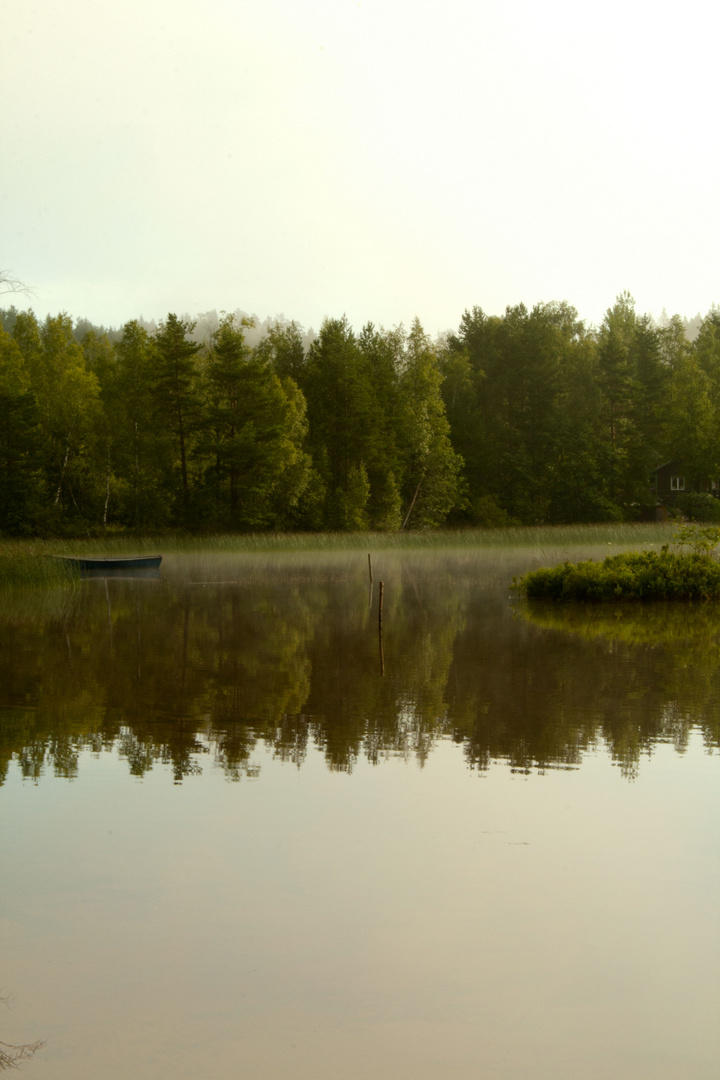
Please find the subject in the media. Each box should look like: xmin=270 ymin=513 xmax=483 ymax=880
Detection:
xmin=57 ymin=556 xmax=162 ymax=577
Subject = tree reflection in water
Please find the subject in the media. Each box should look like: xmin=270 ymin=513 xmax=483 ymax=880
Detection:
xmin=0 ymin=555 xmax=717 ymax=785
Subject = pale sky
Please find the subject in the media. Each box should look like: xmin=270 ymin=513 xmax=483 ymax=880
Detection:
xmin=3 ymin=0 xmax=719 ymax=335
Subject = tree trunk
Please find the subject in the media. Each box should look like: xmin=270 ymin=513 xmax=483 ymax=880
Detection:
xmin=54 ymin=445 xmax=70 ymax=506
xmin=401 ymin=470 xmax=425 ymax=530
xmin=134 ymin=420 xmax=140 ymax=528
xmin=103 ymin=440 xmax=111 ymax=527
xmin=178 ymin=408 xmax=189 ymax=521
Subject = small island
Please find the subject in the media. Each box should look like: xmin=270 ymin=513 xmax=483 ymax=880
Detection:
xmin=514 ymin=526 xmax=720 ymax=602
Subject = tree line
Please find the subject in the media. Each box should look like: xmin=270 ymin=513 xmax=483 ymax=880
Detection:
xmin=1 ymin=293 xmax=719 ymax=535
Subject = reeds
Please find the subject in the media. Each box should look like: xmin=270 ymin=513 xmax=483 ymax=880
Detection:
xmin=0 ymin=542 xmax=79 ymax=589
xmin=0 ymin=523 xmax=678 ymax=588
xmin=10 ymin=522 xmax=676 ymax=553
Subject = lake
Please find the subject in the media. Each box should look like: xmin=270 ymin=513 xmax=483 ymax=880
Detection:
xmin=1 ymin=547 xmax=718 ymax=1079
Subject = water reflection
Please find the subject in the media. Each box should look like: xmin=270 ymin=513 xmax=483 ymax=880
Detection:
xmin=516 ymin=599 xmax=720 ymax=761
xmin=1 ymin=552 xmax=717 ymax=784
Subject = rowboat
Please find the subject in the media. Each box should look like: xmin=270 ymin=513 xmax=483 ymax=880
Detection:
xmin=56 ymin=555 xmax=162 ymax=576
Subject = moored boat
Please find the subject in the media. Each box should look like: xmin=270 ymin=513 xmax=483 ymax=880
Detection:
xmin=55 ymin=555 xmax=162 ymax=576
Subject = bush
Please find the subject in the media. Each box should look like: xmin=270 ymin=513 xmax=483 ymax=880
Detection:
xmin=470 ymin=495 xmax=520 ymax=528
xmin=514 ymin=548 xmax=720 ymax=602
xmin=672 ymin=492 xmax=720 ymax=523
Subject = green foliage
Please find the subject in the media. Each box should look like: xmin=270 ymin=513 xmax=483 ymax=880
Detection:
xmin=152 ymin=314 xmax=202 ymax=523
xmin=370 ymin=470 xmax=403 ymax=531
xmin=11 ymin=311 xmax=102 ymax=530
xmin=671 ymin=492 xmax=720 ymax=523
xmin=672 ymin=523 xmax=720 ymax=554
xmin=467 ymin=494 xmax=518 ymax=528
xmin=356 ymin=323 xmax=405 ymax=529
xmin=254 ymin=318 xmax=306 ymax=381
xmin=202 ymin=315 xmax=312 ymax=530
xmin=0 ymin=326 xmax=43 ymax=532
xmin=112 ymin=320 xmax=171 ymax=528
xmin=443 ymin=300 xmax=607 ymax=524
xmin=4 ymin=294 xmax=720 ymax=537
xmin=398 ymin=319 xmax=463 ymax=527
xmin=300 ymin=316 xmax=372 ymax=530
xmin=0 ymin=543 xmax=79 ymax=589
xmin=515 ymin=548 xmax=720 ymax=601
xmin=441 ymin=294 xmax=685 ymax=525
xmin=335 ymin=461 xmax=371 ymax=530
xmin=0 ymin=522 xmax=675 ymax=559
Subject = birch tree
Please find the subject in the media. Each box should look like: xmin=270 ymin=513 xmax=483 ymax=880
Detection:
xmin=398 ymin=319 xmax=463 ymax=528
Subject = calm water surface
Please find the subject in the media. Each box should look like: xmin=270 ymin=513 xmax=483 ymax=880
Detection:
xmin=1 ymin=548 xmax=719 ymax=1079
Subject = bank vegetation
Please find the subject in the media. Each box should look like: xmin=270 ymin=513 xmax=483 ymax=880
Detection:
xmin=2 ymin=294 xmax=720 ymax=537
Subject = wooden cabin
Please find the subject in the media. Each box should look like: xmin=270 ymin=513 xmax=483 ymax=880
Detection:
xmin=652 ymin=460 xmax=720 ymax=519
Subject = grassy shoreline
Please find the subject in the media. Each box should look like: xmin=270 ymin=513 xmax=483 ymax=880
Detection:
xmin=0 ymin=523 xmax=678 ymax=589
xmin=1 ymin=521 xmax=678 ymax=555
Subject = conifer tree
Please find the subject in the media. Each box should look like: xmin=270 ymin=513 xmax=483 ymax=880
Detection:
xmin=301 ymin=317 xmax=374 ymax=530
xmin=203 ymin=314 xmax=311 ymax=529
xmin=152 ymin=314 xmax=202 ymax=524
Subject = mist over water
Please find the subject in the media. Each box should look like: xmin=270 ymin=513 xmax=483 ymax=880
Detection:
xmin=1 ymin=549 xmax=718 ymax=1079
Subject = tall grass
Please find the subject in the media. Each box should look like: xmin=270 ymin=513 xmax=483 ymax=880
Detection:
xmin=0 ymin=523 xmax=677 ymax=587
xmin=6 ymin=522 xmax=676 ymax=554
xmin=0 ymin=542 xmax=80 ymax=589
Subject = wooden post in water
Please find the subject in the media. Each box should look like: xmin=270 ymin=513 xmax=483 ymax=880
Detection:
xmin=368 ymin=553 xmax=373 ymax=583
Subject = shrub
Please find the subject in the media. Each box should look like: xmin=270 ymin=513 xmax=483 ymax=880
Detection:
xmin=673 ymin=492 xmax=720 ymax=523
xmin=470 ymin=495 xmax=520 ymax=528
xmin=673 ymin=524 xmax=720 ymax=555
xmin=514 ymin=548 xmax=720 ymax=602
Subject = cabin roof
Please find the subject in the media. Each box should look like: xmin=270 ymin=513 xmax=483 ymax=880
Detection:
xmin=654 ymin=459 xmax=682 ymax=473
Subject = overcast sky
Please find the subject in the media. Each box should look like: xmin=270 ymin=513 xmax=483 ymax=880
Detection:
xmin=3 ymin=0 xmax=719 ymax=335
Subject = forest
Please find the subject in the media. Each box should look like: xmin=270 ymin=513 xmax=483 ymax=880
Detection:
xmin=1 ymin=293 xmax=719 ymax=535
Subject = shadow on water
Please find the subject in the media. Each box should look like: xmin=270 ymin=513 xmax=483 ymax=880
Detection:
xmin=0 ymin=550 xmax=717 ymax=784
